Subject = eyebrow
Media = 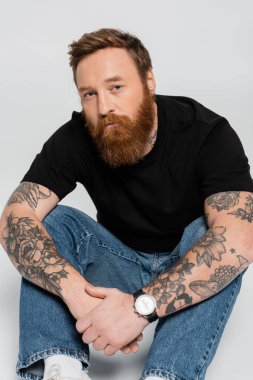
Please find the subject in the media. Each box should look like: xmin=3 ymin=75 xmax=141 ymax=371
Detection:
xmin=78 ymin=76 xmax=124 ymax=92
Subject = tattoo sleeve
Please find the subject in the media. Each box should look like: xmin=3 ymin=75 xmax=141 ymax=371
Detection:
xmin=0 ymin=183 xmax=78 ymax=300
xmin=207 ymin=191 xmax=253 ymax=223
xmin=143 ymin=225 xmax=250 ymax=317
xmin=7 ymin=182 xmax=51 ymax=210
xmin=0 ymin=210 xmax=72 ymax=298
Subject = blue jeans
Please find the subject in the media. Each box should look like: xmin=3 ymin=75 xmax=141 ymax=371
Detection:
xmin=16 ymin=205 xmax=247 ymax=380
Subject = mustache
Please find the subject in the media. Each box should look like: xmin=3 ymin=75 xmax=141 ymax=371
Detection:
xmin=99 ymin=113 xmax=131 ymax=128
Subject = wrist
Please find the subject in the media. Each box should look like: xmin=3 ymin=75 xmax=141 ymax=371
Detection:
xmin=61 ymin=266 xmax=90 ymax=305
xmin=132 ymin=289 xmax=159 ymax=323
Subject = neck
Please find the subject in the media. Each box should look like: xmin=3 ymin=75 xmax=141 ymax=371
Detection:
xmin=143 ymin=101 xmax=158 ymax=156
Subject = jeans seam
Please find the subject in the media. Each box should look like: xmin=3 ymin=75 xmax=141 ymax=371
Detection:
xmin=140 ymin=368 xmax=184 ymax=380
xmin=72 ymin=232 xmax=93 ymax=255
xmin=195 ymin=275 xmax=241 ymax=378
xmin=97 ymin=242 xmax=142 ymax=265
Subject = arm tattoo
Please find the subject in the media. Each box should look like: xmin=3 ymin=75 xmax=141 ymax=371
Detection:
xmin=144 ymin=227 xmax=227 ymax=314
xmin=2 ymin=212 xmax=69 ymax=298
xmin=143 ymin=225 xmax=250 ymax=316
xmin=190 ymin=255 xmax=249 ymax=298
xmin=228 ymin=193 xmax=253 ymax=223
xmin=206 ymin=191 xmax=240 ymax=211
xmin=7 ymin=182 xmax=51 ymax=210
xmin=191 ymin=226 xmax=226 ymax=267
xmin=144 ymin=256 xmax=194 ymax=314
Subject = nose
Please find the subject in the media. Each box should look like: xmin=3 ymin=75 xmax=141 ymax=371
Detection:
xmin=97 ymin=92 xmax=114 ymax=116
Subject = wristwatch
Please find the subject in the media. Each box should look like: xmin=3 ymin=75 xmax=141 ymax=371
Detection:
xmin=133 ymin=289 xmax=158 ymax=323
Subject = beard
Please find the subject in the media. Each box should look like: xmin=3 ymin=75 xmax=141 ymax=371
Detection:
xmin=83 ymin=85 xmax=156 ymax=168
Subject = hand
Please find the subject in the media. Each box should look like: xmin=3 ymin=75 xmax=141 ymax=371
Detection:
xmin=65 ymin=279 xmax=143 ymax=355
xmin=65 ymin=279 xmax=103 ymax=320
xmin=75 ymin=285 xmax=149 ymax=356
xmin=120 ymin=333 xmax=144 ymax=354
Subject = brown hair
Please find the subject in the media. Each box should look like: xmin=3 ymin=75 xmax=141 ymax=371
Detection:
xmin=68 ymin=28 xmax=152 ymax=84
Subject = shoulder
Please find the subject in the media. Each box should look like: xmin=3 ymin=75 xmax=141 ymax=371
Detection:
xmin=43 ymin=110 xmax=93 ymax=156
xmin=156 ymin=94 xmax=227 ymax=133
xmin=50 ymin=111 xmax=87 ymax=142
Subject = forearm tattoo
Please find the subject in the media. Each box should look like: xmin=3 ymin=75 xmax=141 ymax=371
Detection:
xmin=189 ymin=254 xmax=249 ymax=298
xmin=144 ymin=225 xmax=249 ymax=316
xmin=7 ymin=182 xmax=51 ymax=210
xmin=144 ymin=256 xmax=194 ymax=314
xmin=2 ymin=212 xmax=69 ymax=298
xmin=191 ymin=226 xmax=226 ymax=268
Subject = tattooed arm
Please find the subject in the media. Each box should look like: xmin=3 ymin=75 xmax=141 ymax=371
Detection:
xmin=142 ymin=191 xmax=253 ymax=319
xmin=0 ymin=182 xmax=98 ymax=319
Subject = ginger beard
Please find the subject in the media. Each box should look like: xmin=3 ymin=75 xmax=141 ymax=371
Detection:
xmin=83 ymin=85 xmax=156 ymax=168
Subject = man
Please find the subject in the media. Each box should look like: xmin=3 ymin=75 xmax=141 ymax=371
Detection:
xmin=0 ymin=28 xmax=253 ymax=380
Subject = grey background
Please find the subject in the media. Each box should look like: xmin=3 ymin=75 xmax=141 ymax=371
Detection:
xmin=0 ymin=1 xmax=252 ymax=379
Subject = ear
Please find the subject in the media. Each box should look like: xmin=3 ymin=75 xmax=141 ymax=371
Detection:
xmin=146 ymin=69 xmax=156 ymax=95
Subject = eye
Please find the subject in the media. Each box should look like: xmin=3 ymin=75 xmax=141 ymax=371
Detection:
xmin=83 ymin=91 xmax=95 ymax=99
xmin=112 ymin=85 xmax=123 ymax=91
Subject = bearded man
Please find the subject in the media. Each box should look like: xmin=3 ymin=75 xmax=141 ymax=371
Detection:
xmin=1 ymin=28 xmax=253 ymax=380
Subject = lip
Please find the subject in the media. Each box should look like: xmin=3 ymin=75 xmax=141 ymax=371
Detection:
xmin=105 ymin=123 xmax=118 ymax=128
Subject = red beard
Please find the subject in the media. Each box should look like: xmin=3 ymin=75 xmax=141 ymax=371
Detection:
xmin=84 ymin=85 xmax=155 ymax=168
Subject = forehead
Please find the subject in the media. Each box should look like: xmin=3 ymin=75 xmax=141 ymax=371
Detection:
xmin=76 ymin=47 xmax=140 ymax=87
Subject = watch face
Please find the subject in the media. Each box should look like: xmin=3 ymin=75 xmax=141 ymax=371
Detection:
xmin=135 ymin=294 xmax=156 ymax=316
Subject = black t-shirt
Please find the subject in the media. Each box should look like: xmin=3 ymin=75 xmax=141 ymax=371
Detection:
xmin=21 ymin=94 xmax=253 ymax=252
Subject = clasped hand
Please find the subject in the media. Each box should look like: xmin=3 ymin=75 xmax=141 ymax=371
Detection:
xmin=75 ymin=285 xmax=149 ymax=356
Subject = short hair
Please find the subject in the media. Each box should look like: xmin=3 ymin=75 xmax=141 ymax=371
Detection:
xmin=68 ymin=28 xmax=152 ymax=84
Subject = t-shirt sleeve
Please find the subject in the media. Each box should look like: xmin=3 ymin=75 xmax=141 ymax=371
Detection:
xmin=196 ymin=119 xmax=253 ymax=202
xmin=21 ymin=124 xmax=79 ymax=201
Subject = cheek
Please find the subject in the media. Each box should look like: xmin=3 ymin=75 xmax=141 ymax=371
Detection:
xmin=83 ymin=106 xmax=98 ymax=126
xmin=116 ymin=99 xmax=138 ymax=120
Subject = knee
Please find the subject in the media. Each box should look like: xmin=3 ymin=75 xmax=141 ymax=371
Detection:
xmin=43 ymin=205 xmax=83 ymax=231
xmin=42 ymin=205 xmax=85 ymax=252
xmin=179 ymin=215 xmax=208 ymax=256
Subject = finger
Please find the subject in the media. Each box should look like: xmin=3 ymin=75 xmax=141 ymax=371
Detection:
xmin=82 ymin=327 xmax=98 ymax=344
xmin=92 ymin=336 xmax=109 ymax=351
xmin=104 ymin=344 xmax=118 ymax=356
xmin=75 ymin=316 xmax=92 ymax=333
xmin=128 ymin=340 xmax=139 ymax=353
xmin=85 ymin=285 xmax=109 ymax=299
xmin=121 ymin=336 xmax=142 ymax=355
xmin=120 ymin=345 xmax=131 ymax=354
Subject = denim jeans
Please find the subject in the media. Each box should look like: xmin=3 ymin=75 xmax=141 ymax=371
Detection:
xmin=16 ymin=205 xmax=247 ymax=380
